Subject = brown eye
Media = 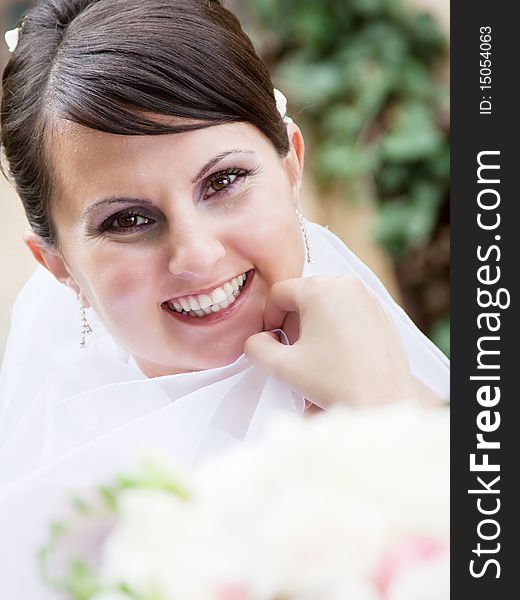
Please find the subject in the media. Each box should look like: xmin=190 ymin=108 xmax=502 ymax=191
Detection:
xmin=207 ymin=173 xmax=237 ymax=196
xmin=115 ymin=214 xmax=151 ymax=228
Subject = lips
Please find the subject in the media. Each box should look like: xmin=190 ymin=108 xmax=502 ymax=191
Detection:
xmin=162 ymin=270 xmax=253 ymax=321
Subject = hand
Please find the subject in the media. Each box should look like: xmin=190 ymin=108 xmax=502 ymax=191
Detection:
xmin=245 ymin=275 xmax=415 ymax=408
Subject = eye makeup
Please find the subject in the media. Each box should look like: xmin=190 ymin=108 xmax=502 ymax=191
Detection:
xmin=84 ymin=163 xmax=262 ymax=238
xmin=201 ymin=166 xmax=258 ymax=200
xmin=94 ymin=208 xmax=159 ymax=235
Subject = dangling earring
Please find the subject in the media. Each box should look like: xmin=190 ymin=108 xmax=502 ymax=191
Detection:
xmin=79 ymin=303 xmax=92 ymax=349
xmin=296 ymin=208 xmax=314 ymax=264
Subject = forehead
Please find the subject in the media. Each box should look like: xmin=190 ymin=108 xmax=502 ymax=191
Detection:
xmin=49 ymin=119 xmax=277 ymax=211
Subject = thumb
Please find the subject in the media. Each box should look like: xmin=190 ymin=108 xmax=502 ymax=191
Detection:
xmin=244 ymin=331 xmax=290 ymax=377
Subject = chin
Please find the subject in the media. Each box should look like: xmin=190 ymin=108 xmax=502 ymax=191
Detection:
xmin=195 ymin=331 xmax=254 ymax=370
xmin=145 ymin=328 xmax=256 ymax=375
xmin=202 ymin=351 xmax=243 ymax=370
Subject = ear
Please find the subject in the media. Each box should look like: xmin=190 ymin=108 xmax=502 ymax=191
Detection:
xmin=23 ymin=230 xmax=91 ymax=307
xmin=283 ymin=122 xmax=305 ymax=201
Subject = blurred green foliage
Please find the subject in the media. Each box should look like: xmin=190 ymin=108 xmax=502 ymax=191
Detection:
xmin=246 ymin=0 xmax=450 ymax=355
xmin=249 ymin=0 xmax=449 ymax=257
xmin=7 ymin=1 xmax=31 ymax=27
xmin=430 ymin=315 xmax=450 ymax=358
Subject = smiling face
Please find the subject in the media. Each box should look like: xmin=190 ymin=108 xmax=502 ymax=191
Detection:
xmin=34 ymin=120 xmax=305 ymax=376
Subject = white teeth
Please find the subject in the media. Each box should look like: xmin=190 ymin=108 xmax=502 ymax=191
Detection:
xmin=210 ymin=287 xmax=227 ymax=304
xmin=223 ymin=282 xmax=234 ymax=298
xmin=167 ymin=271 xmax=250 ymax=317
xmin=198 ymin=294 xmax=213 ymax=310
xmin=188 ymin=296 xmax=201 ymax=311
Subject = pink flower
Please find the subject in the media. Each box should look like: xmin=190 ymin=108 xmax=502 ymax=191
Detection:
xmin=375 ymin=537 xmax=447 ymax=598
xmin=216 ymin=582 xmax=251 ymax=600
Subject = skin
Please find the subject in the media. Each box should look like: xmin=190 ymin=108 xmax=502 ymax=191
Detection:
xmin=26 ymin=117 xmax=440 ymax=406
xmin=27 ymin=120 xmax=306 ymax=377
xmin=245 ymin=277 xmax=442 ymax=408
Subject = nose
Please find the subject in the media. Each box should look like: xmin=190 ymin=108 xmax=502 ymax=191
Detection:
xmin=167 ymin=220 xmax=226 ymax=279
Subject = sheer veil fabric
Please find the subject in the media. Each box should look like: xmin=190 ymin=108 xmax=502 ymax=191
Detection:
xmin=0 ymin=221 xmax=449 ymax=595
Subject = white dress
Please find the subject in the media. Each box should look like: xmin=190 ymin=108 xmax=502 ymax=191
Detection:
xmin=0 ymin=222 xmax=449 ymax=596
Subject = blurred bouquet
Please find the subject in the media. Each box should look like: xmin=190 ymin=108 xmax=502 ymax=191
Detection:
xmin=41 ymin=403 xmax=449 ymax=600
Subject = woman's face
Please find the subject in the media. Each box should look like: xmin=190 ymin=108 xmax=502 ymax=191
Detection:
xmin=42 ymin=121 xmax=305 ymax=376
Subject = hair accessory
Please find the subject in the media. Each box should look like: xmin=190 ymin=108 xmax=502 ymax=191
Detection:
xmin=4 ymin=27 xmax=20 ymax=53
xmin=274 ymin=88 xmax=293 ymax=124
xmin=79 ymin=304 xmax=93 ymax=349
xmin=296 ymin=208 xmax=314 ymax=264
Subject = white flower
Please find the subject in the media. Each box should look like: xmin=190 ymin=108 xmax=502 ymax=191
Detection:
xmin=386 ymin=552 xmax=450 ymax=600
xmin=99 ymin=488 xmax=189 ymax=596
xmin=273 ymin=88 xmax=293 ymax=124
xmin=191 ymin=403 xmax=449 ymax=596
xmin=4 ymin=27 xmax=20 ymax=53
xmin=274 ymin=88 xmax=287 ymax=117
xmin=71 ymin=402 xmax=449 ymax=600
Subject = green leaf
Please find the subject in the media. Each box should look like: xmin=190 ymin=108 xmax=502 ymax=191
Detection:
xmin=377 ymin=163 xmax=410 ymax=193
xmin=398 ymin=61 xmax=437 ymax=100
xmin=358 ymin=21 xmax=409 ymax=64
xmin=380 ymin=103 xmax=443 ymax=161
xmin=430 ymin=316 xmax=450 ymax=357
xmin=408 ymin=13 xmax=447 ymax=58
xmin=323 ymin=105 xmax=365 ymax=139
xmin=292 ymin=5 xmax=337 ymax=50
xmin=276 ymin=59 xmax=344 ymax=108
xmin=316 ymin=142 xmax=376 ymax=182
xmin=65 ymin=560 xmax=101 ymax=600
xmin=351 ymin=0 xmax=386 ymax=18
xmin=373 ymin=181 xmax=441 ymax=256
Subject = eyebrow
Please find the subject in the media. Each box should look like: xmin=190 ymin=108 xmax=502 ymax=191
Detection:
xmin=191 ymin=149 xmax=255 ymax=183
xmin=80 ymin=149 xmax=255 ymax=221
xmin=80 ymin=197 xmax=155 ymax=222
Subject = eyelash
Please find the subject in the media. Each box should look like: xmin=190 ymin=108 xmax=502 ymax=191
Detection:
xmin=93 ymin=166 xmax=254 ymax=236
xmin=203 ymin=167 xmax=252 ymax=200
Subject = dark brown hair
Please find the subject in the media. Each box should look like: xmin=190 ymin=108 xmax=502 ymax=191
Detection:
xmin=1 ymin=0 xmax=289 ymax=245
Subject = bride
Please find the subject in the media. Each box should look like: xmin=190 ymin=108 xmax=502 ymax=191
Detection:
xmin=0 ymin=0 xmax=448 ymax=594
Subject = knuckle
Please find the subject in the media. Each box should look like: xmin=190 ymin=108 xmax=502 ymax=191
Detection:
xmin=337 ymin=274 xmax=368 ymax=296
xmin=270 ymin=279 xmax=285 ymax=292
xmin=337 ymin=273 xmax=358 ymax=286
xmin=243 ymin=335 xmax=257 ymax=358
xmin=268 ymin=358 xmax=284 ymax=379
xmin=302 ymin=276 xmax=327 ymax=300
xmin=271 ymin=278 xmax=295 ymax=299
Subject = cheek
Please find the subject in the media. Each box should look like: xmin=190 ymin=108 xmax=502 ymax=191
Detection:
xmin=261 ymin=218 xmax=304 ymax=283
xmin=228 ymin=188 xmax=304 ymax=283
xmin=73 ymin=245 xmax=162 ymax=317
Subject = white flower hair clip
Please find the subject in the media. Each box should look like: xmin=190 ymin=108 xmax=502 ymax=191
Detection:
xmin=4 ymin=26 xmax=20 ymax=53
xmin=274 ymin=88 xmax=293 ymax=124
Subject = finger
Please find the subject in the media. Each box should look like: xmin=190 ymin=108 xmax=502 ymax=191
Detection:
xmin=263 ymin=278 xmax=307 ymax=331
xmin=244 ymin=331 xmax=291 ymax=377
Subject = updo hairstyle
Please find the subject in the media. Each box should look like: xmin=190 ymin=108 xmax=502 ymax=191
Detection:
xmin=1 ymin=0 xmax=289 ymax=245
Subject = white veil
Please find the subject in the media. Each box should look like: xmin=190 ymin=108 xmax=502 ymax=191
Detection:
xmin=0 ymin=221 xmax=449 ymax=596
xmin=0 ymin=221 xmax=449 ymax=485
